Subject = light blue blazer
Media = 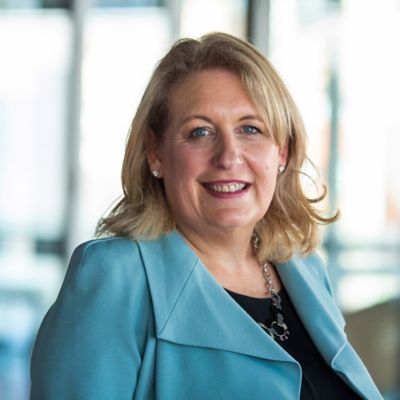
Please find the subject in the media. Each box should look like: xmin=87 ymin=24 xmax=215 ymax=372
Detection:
xmin=30 ymin=230 xmax=382 ymax=399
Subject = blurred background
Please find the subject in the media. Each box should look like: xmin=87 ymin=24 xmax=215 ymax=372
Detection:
xmin=0 ymin=0 xmax=399 ymax=398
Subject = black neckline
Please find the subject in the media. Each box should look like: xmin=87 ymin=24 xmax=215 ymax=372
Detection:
xmin=225 ymin=285 xmax=362 ymax=399
xmin=224 ymin=287 xmax=285 ymax=302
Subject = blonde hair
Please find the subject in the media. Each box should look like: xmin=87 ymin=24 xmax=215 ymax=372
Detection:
xmin=96 ymin=32 xmax=338 ymax=262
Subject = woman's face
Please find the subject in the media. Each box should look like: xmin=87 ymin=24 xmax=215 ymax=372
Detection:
xmin=148 ymin=68 xmax=287 ymax=239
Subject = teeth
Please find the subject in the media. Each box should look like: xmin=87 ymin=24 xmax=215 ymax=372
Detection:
xmin=207 ymin=183 xmax=246 ymax=193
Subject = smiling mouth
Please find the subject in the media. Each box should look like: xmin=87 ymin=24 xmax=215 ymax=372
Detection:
xmin=203 ymin=182 xmax=249 ymax=193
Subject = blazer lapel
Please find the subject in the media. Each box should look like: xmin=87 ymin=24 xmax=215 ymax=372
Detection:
xmin=138 ymin=232 xmax=382 ymax=399
xmin=276 ymin=256 xmax=347 ymax=364
xmin=277 ymin=256 xmax=383 ymax=399
xmin=137 ymin=231 xmax=296 ymax=365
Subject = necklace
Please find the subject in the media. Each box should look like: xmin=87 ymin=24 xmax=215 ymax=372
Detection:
xmin=252 ymin=234 xmax=290 ymax=341
xmin=258 ymin=260 xmax=290 ymax=341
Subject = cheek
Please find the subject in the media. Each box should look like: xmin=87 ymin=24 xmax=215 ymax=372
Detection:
xmin=164 ymin=147 xmax=205 ymax=182
xmin=249 ymin=148 xmax=279 ymax=195
xmin=250 ymin=146 xmax=279 ymax=172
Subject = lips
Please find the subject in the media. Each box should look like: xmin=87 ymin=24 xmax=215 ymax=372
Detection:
xmin=203 ymin=181 xmax=250 ymax=194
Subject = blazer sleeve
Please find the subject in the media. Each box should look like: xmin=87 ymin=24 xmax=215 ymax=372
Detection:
xmin=30 ymin=238 xmax=153 ymax=400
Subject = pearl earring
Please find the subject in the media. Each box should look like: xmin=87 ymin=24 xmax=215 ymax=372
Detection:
xmin=152 ymin=169 xmax=161 ymax=178
xmin=278 ymin=165 xmax=285 ymax=173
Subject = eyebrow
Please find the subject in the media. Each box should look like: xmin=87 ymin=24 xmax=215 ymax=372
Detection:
xmin=179 ymin=115 xmax=213 ymax=126
xmin=178 ymin=114 xmax=264 ymax=126
xmin=238 ymin=115 xmax=264 ymax=123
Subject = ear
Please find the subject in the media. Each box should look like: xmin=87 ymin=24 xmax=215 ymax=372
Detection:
xmin=278 ymin=142 xmax=289 ymax=167
xmin=145 ymin=129 xmax=163 ymax=176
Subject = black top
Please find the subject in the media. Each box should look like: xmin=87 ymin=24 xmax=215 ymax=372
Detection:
xmin=226 ymin=288 xmax=362 ymax=400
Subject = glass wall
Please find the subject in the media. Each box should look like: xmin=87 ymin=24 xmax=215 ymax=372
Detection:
xmin=0 ymin=8 xmax=70 ymax=399
xmin=269 ymin=0 xmax=400 ymax=312
xmin=0 ymin=2 xmax=171 ymax=398
xmin=268 ymin=1 xmax=400 ymax=395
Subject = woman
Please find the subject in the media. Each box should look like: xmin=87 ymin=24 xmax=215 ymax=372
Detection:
xmin=30 ymin=33 xmax=382 ymax=399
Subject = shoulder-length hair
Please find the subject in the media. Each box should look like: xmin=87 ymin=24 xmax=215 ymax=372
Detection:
xmin=96 ymin=32 xmax=338 ymax=263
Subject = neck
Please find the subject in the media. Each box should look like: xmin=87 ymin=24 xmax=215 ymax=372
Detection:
xmin=176 ymin=224 xmax=255 ymax=272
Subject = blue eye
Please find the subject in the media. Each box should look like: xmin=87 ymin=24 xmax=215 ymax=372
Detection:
xmin=241 ymin=126 xmax=261 ymax=135
xmin=189 ymin=127 xmax=209 ymax=138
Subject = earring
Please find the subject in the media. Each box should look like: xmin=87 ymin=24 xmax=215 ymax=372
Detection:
xmin=152 ymin=169 xmax=161 ymax=178
xmin=278 ymin=165 xmax=285 ymax=173
xmin=251 ymin=232 xmax=260 ymax=251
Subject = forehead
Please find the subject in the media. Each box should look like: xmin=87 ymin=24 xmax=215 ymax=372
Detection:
xmin=170 ymin=68 xmax=244 ymax=97
xmin=166 ymin=68 xmax=261 ymax=121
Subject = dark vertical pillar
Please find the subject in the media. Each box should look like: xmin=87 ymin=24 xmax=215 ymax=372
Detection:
xmin=246 ymin=0 xmax=270 ymax=56
xmin=62 ymin=0 xmax=89 ymax=261
xmin=326 ymin=63 xmax=342 ymax=291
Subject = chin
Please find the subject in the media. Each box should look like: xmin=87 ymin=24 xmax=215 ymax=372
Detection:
xmin=208 ymin=214 xmax=259 ymax=231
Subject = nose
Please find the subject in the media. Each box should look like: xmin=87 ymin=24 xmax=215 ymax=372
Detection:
xmin=211 ymin=132 xmax=243 ymax=169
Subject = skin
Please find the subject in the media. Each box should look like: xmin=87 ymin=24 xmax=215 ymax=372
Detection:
xmin=147 ymin=68 xmax=287 ymax=297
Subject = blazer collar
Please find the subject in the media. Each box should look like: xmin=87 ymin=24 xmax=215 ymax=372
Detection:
xmin=277 ymin=257 xmax=347 ymax=364
xmin=137 ymin=232 xmax=348 ymax=365
xmin=137 ymin=231 xmax=380 ymax=399
xmin=137 ymin=230 xmax=295 ymax=364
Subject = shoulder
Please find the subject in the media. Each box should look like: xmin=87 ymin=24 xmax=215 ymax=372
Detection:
xmin=38 ymin=236 xmax=152 ymax=333
xmin=66 ymin=237 xmax=144 ymax=282
xmin=298 ymin=252 xmax=335 ymax=296
xmin=278 ymin=251 xmax=336 ymax=300
xmin=70 ymin=236 xmax=141 ymax=267
xmin=31 ymin=237 xmax=154 ymax=399
xmin=280 ymin=252 xmax=346 ymax=328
